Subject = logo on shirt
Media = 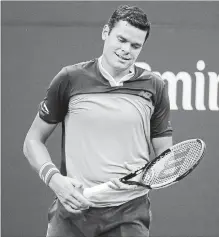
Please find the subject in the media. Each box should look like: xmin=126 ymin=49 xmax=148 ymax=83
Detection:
xmin=41 ymin=101 xmax=49 ymax=115
xmin=139 ymin=91 xmax=152 ymax=100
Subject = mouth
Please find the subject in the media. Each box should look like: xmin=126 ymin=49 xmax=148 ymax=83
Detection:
xmin=115 ymin=53 xmax=130 ymax=61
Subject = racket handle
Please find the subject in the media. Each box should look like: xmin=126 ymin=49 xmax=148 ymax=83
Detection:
xmin=83 ymin=182 xmax=111 ymax=199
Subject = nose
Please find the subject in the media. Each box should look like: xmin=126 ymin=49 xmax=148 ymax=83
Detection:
xmin=121 ymin=42 xmax=131 ymax=53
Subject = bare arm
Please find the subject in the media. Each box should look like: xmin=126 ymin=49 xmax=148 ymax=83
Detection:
xmin=23 ymin=113 xmax=57 ymax=172
xmin=151 ymin=136 xmax=173 ymax=157
xmin=23 ymin=113 xmax=94 ymax=211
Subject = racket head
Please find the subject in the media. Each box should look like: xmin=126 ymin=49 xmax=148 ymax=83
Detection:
xmin=142 ymin=138 xmax=206 ymax=189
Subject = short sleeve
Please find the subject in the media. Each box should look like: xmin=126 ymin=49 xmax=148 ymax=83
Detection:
xmin=39 ymin=67 xmax=71 ymax=124
xmin=151 ymin=81 xmax=173 ymax=138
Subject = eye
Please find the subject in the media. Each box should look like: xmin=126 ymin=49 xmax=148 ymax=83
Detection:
xmin=118 ymin=37 xmax=126 ymax=43
xmin=132 ymin=44 xmax=141 ymax=50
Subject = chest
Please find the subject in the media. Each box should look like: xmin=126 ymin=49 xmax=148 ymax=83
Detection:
xmin=67 ymin=93 xmax=154 ymax=127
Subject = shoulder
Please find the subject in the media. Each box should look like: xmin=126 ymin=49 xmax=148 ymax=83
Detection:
xmin=51 ymin=59 xmax=96 ymax=88
xmin=135 ymin=64 xmax=165 ymax=90
xmin=134 ymin=64 xmax=167 ymax=105
xmin=63 ymin=58 xmax=97 ymax=77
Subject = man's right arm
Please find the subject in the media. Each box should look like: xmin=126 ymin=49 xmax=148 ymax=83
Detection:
xmin=23 ymin=113 xmax=57 ymax=172
xmin=23 ymin=113 xmax=94 ymax=212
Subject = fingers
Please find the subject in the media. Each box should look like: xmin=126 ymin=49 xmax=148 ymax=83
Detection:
xmin=67 ymin=199 xmax=89 ymax=212
xmin=59 ymin=195 xmax=90 ymax=214
xmin=62 ymin=203 xmax=83 ymax=214
xmin=124 ymin=162 xmax=142 ymax=172
xmin=108 ymin=178 xmax=138 ymax=190
xmin=68 ymin=196 xmax=85 ymax=208
xmin=65 ymin=177 xmax=95 ymax=208
xmin=124 ymin=162 xmax=136 ymax=172
xmin=51 ymin=175 xmax=96 ymax=213
xmin=73 ymin=188 xmax=94 ymax=206
xmin=56 ymin=187 xmax=94 ymax=212
xmin=69 ymin=177 xmax=84 ymax=189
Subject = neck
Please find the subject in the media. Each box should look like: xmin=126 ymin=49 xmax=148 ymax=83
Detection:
xmin=101 ymin=56 xmax=130 ymax=81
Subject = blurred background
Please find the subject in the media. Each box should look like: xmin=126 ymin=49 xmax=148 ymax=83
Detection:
xmin=2 ymin=1 xmax=219 ymax=237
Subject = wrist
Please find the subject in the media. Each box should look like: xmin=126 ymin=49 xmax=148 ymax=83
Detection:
xmin=38 ymin=161 xmax=61 ymax=186
xmin=48 ymin=172 xmax=62 ymax=190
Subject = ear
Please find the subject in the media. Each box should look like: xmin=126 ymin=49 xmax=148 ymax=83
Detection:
xmin=102 ymin=25 xmax=110 ymax=41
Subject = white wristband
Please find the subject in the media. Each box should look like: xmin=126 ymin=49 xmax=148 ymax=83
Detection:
xmin=39 ymin=162 xmax=60 ymax=185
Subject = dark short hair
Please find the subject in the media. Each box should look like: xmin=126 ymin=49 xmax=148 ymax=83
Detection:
xmin=107 ymin=5 xmax=151 ymax=42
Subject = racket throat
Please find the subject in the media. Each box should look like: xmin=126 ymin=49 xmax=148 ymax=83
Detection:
xmin=120 ymin=165 xmax=147 ymax=182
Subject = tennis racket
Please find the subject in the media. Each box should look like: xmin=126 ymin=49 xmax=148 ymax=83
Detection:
xmin=83 ymin=139 xmax=206 ymax=198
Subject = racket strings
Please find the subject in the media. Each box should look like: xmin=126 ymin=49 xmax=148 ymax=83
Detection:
xmin=178 ymin=142 xmax=202 ymax=172
xmin=142 ymin=140 xmax=203 ymax=186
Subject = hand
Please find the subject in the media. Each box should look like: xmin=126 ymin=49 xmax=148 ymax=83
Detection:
xmin=108 ymin=162 xmax=142 ymax=190
xmin=48 ymin=173 xmax=95 ymax=214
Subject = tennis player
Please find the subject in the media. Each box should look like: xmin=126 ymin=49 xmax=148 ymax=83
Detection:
xmin=23 ymin=5 xmax=173 ymax=237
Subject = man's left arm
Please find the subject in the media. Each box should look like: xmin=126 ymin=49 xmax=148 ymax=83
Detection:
xmin=150 ymin=77 xmax=173 ymax=157
xmin=152 ymin=136 xmax=173 ymax=157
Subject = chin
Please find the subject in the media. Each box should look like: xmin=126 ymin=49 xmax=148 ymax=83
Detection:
xmin=114 ymin=64 xmax=128 ymax=71
xmin=114 ymin=61 xmax=130 ymax=69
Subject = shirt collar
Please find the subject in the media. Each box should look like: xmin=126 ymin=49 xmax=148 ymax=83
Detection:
xmin=98 ymin=56 xmax=135 ymax=87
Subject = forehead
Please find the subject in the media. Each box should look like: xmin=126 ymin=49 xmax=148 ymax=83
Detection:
xmin=111 ymin=20 xmax=147 ymax=45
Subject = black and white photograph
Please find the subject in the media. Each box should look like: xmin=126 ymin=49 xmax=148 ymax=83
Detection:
xmin=1 ymin=1 xmax=219 ymax=237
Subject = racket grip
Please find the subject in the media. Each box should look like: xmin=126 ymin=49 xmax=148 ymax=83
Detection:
xmin=83 ymin=182 xmax=111 ymax=199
